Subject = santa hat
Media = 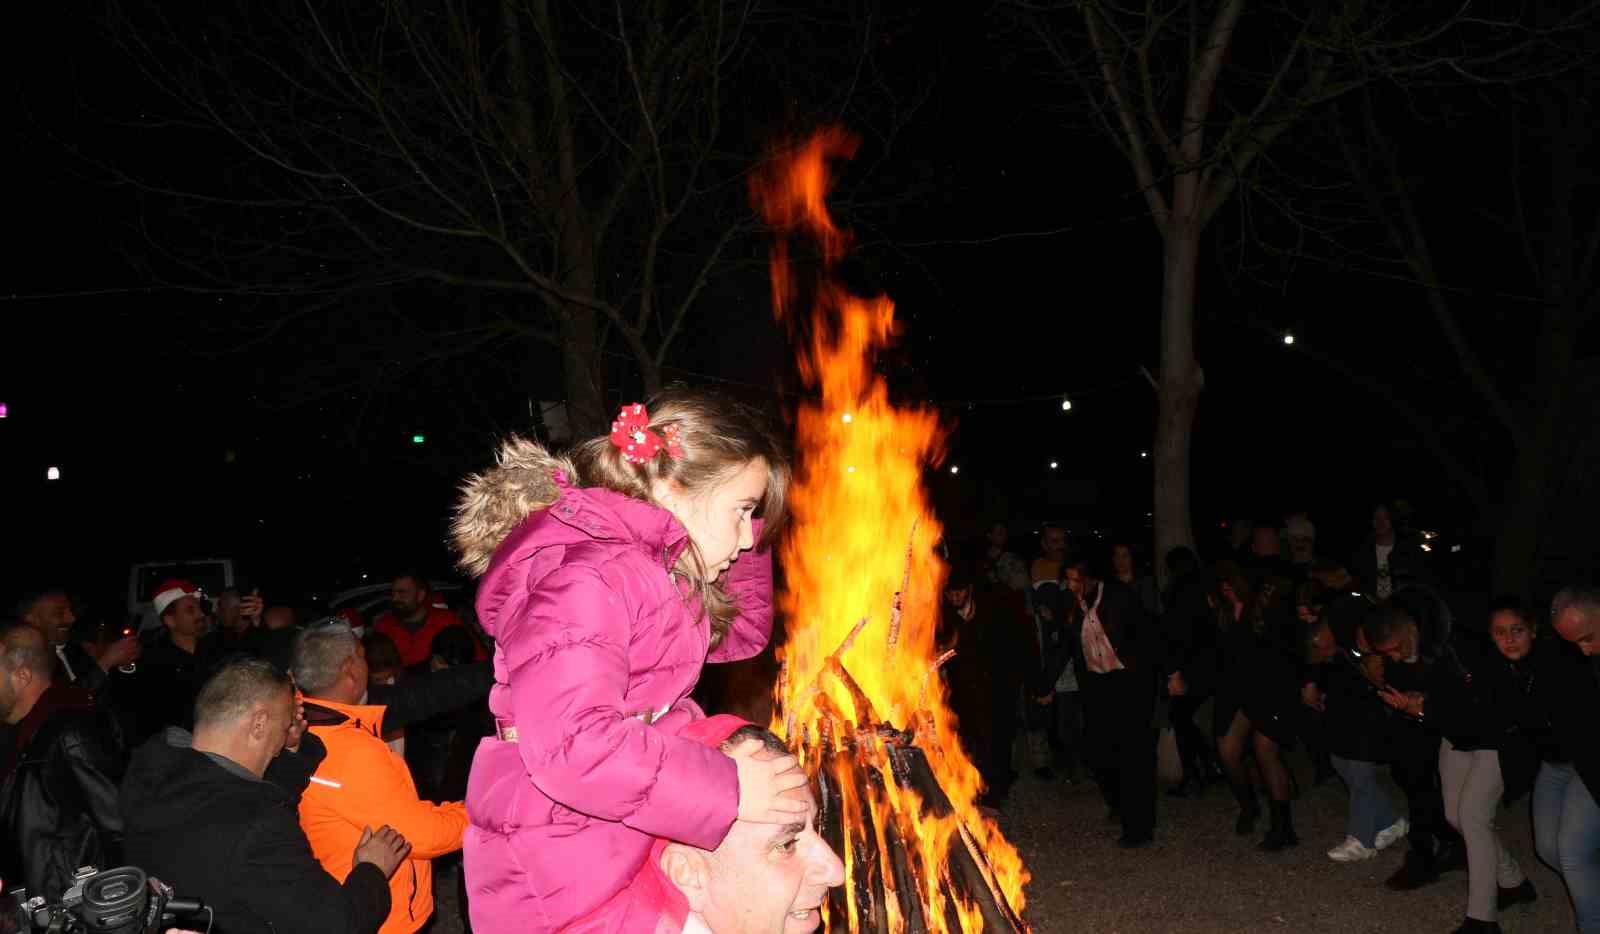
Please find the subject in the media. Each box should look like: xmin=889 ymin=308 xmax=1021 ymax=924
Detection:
xmin=565 ymin=715 xmax=752 ymax=933
xmin=152 ymin=579 xmax=203 ymax=617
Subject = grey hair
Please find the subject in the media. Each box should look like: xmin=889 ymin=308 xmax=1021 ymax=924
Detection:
xmin=1551 ymin=586 xmax=1600 ymax=622
xmin=291 ymin=621 xmax=360 ymax=696
xmin=194 ymin=658 xmax=291 ymax=729
xmin=719 ymin=724 xmax=790 ymax=756
xmin=0 ymin=623 xmax=54 ymax=679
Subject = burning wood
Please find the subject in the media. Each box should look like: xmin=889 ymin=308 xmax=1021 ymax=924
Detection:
xmin=753 ymin=128 xmax=1030 ymax=931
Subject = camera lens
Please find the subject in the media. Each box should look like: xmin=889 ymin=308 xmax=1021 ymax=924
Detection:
xmin=78 ymin=866 xmax=148 ymax=932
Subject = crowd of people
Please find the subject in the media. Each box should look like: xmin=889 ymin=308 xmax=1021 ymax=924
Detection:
xmin=944 ymin=508 xmax=1599 ymax=933
xmin=0 ymin=385 xmax=1595 ymax=934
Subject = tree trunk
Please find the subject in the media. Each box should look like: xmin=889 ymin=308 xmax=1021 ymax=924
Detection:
xmin=558 ymin=307 xmax=607 ymax=437
xmin=1154 ymin=220 xmax=1202 ymax=580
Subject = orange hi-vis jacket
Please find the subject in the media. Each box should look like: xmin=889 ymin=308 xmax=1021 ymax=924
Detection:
xmin=299 ymin=697 xmax=469 ymax=934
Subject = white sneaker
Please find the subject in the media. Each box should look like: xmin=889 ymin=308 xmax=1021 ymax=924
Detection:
xmin=1327 ymin=836 xmax=1379 ymax=862
xmin=1374 ymin=818 xmax=1410 ymax=851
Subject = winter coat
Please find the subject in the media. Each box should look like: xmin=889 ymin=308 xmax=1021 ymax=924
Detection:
xmin=1423 ymin=631 xmax=1539 ymax=803
xmin=300 ymin=697 xmax=469 ymax=934
xmin=121 ymin=728 xmax=392 ymax=934
xmin=1531 ymin=638 xmax=1600 ymax=796
xmin=453 ymin=445 xmax=774 ymax=934
xmin=0 ymin=684 xmax=125 ymax=901
xmin=126 ymin=631 xmax=225 ymax=741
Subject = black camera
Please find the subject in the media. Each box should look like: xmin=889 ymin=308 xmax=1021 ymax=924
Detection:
xmin=9 ymin=866 xmax=207 ymax=934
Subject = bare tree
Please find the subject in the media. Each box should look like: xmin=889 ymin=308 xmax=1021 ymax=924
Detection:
xmin=100 ymin=0 xmax=898 ymax=435
xmin=1009 ymin=0 xmax=1596 ymax=575
xmin=1332 ymin=67 xmax=1600 ymax=592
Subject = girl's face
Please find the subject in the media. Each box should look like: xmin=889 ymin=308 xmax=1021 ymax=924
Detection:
xmin=1489 ymin=609 xmax=1534 ymax=661
xmin=662 ymin=458 xmax=768 ymax=581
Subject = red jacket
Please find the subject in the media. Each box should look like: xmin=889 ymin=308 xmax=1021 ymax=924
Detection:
xmin=372 ymin=607 xmax=483 ymax=668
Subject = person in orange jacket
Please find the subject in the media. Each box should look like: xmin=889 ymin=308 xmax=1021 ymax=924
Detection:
xmin=291 ymin=620 xmax=470 ymax=934
xmin=372 ymin=572 xmax=485 ymax=670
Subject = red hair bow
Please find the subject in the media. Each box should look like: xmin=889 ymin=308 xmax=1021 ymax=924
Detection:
xmin=610 ymin=403 xmax=683 ymax=465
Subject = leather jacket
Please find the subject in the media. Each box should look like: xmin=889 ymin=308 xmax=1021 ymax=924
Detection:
xmin=0 ymin=684 xmax=127 ymax=901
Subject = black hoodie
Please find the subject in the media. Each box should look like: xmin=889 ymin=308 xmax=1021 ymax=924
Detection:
xmin=119 ymin=727 xmax=391 ymax=934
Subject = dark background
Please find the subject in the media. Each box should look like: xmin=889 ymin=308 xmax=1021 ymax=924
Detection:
xmin=4 ymin=2 xmax=1589 ymax=622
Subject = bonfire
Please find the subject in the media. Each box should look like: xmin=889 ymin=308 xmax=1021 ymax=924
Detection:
xmin=752 ymin=129 xmax=1030 ymax=932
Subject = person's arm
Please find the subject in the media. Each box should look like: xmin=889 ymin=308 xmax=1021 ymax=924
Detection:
xmin=264 ymin=732 xmax=328 ymax=804
xmin=707 ymin=538 xmax=773 ymax=663
xmin=504 ymin=563 xmax=738 ymax=849
xmin=239 ymin=811 xmax=392 ymax=934
xmin=317 ymin=740 xmax=468 ymax=858
xmin=62 ymin=715 xmax=127 ymax=861
xmin=367 ymin=663 xmax=493 ymax=733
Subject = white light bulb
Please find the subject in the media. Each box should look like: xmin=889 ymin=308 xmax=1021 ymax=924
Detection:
xmin=950 ymin=465 xmax=960 ymax=475
xmin=46 ymin=466 xmax=61 ymax=481
xmin=1049 ymin=461 xmax=1059 ymax=469
xmin=1283 ymin=333 xmax=1296 ymax=346
xmin=1061 ymin=399 xmax=1073 ymax=411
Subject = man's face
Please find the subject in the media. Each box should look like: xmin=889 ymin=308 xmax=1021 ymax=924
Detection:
xmin=1375 ymin=623 xmax=1418 ymax=663
xmin=690 ymin=786 xmax=844 ymax=933
xmin=1111 ymin=545 xmax=1134 ymax=578
xmin=1288 ymin=534 xmax=1316 ymax=563
xmin=1489 ymin=610 xmax=1535 ymax=661
xmin=164 ymin=595 xmax=212 ymax=641
xmin=1041 ymin=529 xmax=1066 ymax=560
xmin=24 ymin=593 xmax=75 ymax=645
xmin=1373 ymin=507 xmax=1393 ymax=537
xmin=986 ymin=524 xmax=1008 ymax=551
xmin=391 ymin=577 xmax=427 ymax=616
xmin=944 ymin=585 xmax=973 ymax=612
xmin=1553 ymin=606 xmax=1598 ymax=656
xmin=346 ymin=641 xmax=370 ymax=690
xmin=1252 ymin=527 xmax=1280 ymax=558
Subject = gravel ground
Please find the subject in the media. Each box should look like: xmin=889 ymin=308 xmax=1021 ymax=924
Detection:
xmin=429 ymin=753 xmax=1578 ymax=933
xmin=1003 ymin=759 xmax=1576 ymax=934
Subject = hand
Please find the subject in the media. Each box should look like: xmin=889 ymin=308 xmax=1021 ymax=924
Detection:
xmin=429 ymin=654 xmax=449 ymax=672
xmin=240 ymin=590 xmax=265 ymax=624
xmin=1167 ymin=672 xmax=1188 ymax=697
xmin=1360 ymin=653 xmax=1385 ymax=685
xmin=1379 ymin=687 xmax=1425 ymax=717
xmin=96 ymin=636 xmax=142 ymax=672
xmin=1301 ymin=683 xmax=1325 ymax=712
xmin=353 ymin=825 xmax=412 ymax=879
xmin=284 ymin=694 xmax=308 ymax=753
xmin=730 ymin=738 xmax=811 ymax=824
xmin=1033 ymin=693 xmax=1055 ymax=706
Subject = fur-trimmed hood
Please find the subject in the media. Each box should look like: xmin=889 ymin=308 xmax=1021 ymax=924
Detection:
xmin=452 ymin=435 xmax=572 ymax=578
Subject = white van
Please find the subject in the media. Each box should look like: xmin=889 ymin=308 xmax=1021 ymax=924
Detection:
xmin=127 ymin=558 xmax=235 ymax=632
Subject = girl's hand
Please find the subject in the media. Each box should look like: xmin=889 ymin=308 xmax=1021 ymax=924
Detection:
xmin=730 ymin=738 xmax=811 ymax=824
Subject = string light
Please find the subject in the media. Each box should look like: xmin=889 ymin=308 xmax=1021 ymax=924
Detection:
xmin=1060 ymin=398 xmax=1073 ymax=411
xmin=1140 ymin=451 xmax=1149 ymax=459
xmin=949 ymin=465 xmax=961 ymax=475
xmin=46 ymin=466 xmax=61 ymax=481
xmin=1282 ymin=333 xmax=1296 ymax=346
xmin=1049 ymin=461 xmax=1059 ymax=469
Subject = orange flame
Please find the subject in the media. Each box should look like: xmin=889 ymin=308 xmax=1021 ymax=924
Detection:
xmin=752 ymin=128 xmax=1029 ymax=931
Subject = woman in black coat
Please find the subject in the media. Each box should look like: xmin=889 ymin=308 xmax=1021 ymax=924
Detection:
xmin=1209 ymin=562 xmax=1308 ymax=851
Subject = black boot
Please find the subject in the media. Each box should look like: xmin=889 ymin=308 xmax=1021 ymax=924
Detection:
xmin=1231 ymin=783 xmax=1259 ymax=836
xmin=1385 ymin=845 xmax=1440 ymax=891
xmin=1167 ymin=774 xmax=1201 ymax=798
xmin=1496 ymin=879 xmax=1536 ymax=913
xmin=1259 ymin=800 xmax=1299 ymax=852
xmin=1449 ymin=919 xmax=1501 ymax=934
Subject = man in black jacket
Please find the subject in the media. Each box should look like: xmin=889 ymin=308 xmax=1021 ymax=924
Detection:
xmin=0 ymin=624 xmax=126 ymax=901
xmin=121 ymin=656 xmax=410 ymax=934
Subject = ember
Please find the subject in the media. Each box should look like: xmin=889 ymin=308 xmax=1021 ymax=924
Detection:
xmin=753 ymin=129 xmax=1029 ymax=932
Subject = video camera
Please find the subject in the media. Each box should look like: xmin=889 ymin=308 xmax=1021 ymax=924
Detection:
xmin=8 ymin=866 xmax=207 ymax=934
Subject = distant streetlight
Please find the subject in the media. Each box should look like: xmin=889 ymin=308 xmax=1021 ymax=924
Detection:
xmin=1282 ymin=333 xmax=1296 ymax=346
xmin=46 ymin=466 xmax=61 ymax=481
xmin=1049 ymin=461 xmax=1059 ymax=470
xmin=950 ymin=465 xmax=961 ymax=475
xmin=1140 ymin=451 xmax=1149 ymax=459
xmin=1061 ymin=399 xmax=1073 ymax=411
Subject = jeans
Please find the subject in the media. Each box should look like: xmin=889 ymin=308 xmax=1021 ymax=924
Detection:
xmin=1331 ymin=754 xmax=1399 ymax=848
xmin=1533 ymin=762 xmax=1600 ymax=933
xmin=1439 ymin=739 xmax=1523 ymax=921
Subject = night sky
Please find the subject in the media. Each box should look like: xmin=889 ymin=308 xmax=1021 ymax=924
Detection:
xmin=5 ymin=2 xmax=1594 ymax=618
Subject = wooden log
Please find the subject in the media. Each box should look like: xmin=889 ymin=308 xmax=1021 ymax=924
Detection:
xmin=882 ymin=814 xmax=929 ymax=933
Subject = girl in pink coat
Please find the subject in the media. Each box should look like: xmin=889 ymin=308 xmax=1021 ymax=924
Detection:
xmin=452 ymin=387 xmax=808 ymax=932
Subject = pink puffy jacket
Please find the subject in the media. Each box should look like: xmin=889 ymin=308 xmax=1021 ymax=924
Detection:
xmin=462 ymin=473 xmax=772 ymax=932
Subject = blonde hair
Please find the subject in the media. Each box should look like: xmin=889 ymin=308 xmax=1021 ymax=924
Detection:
xmin=454 ymin=385 xmax=789 ymax=648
